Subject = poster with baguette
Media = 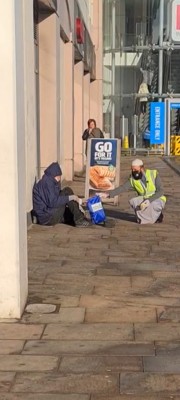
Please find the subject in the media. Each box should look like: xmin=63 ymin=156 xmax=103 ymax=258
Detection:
xmin=85 ymin=138 xmax=121 ymax=204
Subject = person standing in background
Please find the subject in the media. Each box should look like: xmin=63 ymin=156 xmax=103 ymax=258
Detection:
xmin=82 ymin=119 xmax=104 ymax=155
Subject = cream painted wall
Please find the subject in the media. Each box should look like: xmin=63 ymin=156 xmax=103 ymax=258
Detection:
xmin=0 ymin=0 xmax=28 ymax=318
xmin=83 ymin=73 xmax=90 ymax=128
xmin=74 ymin=61 xmax=84 ymax=172
xmin=83 ymin=73 xmax=90 ymax=159
xmin=39 ymin=14 xmax=59 ymax=175
xmin=61 ymin=41 xmax=74 ymax=180
xmin=23 ymin=0 xmax=38 ymax=212
xmin=59 ymin=38 xmax=65 ymax=174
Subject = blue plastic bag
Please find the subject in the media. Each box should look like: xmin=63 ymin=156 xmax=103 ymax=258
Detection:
xmin=87 ymin=195 xmax=106 ymax=224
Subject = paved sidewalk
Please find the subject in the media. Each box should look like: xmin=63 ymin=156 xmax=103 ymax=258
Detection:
xmin=1 ymin=156 xmax=180 ymax=399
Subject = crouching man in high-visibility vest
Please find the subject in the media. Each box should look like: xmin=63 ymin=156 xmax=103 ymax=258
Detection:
xmin=99 ymin=159 xmax=166 ymax=224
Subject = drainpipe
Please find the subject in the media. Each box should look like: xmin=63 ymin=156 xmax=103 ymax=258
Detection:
xmin=111 ymin=0 xmax=116 ymax=138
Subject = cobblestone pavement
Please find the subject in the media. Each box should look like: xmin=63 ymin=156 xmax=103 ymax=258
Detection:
xmin=1 ymin=156 xmax=180 ymax=399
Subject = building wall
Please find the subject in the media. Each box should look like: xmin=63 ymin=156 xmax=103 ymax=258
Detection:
xmin=0 ymin=0 xmax=28 ymax=318
xmin=61 ymin=40 xmax=74 ymax=180
xmin=39 ymin=13 xmax=59 ymax=175
xmin=24 ymin=0 xmax=37 ymax=212
xmin=0 ymin=0 xmax=103 ymax=318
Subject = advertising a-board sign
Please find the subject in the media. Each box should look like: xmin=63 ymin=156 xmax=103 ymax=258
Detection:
xmin=85 ymin=138 xmax=121 ymax=204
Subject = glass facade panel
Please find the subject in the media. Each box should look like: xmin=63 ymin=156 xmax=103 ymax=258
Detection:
xmin=103 ymin=0 xmax=180 ymax=149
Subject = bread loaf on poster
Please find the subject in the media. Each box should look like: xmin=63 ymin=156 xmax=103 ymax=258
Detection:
xmin=89 ymin=167 xmax=113 ymax=190
xmin=97 ymin=177 xmax=113 ymax=189
xmin=93 ymin=165 xmax=116 ymax=178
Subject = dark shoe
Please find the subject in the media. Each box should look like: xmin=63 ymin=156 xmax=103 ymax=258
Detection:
xmin=155 ymin=212 xmax=163 ymax=223
xmin=75 ymin=218 xmax=91 ymax=228
xmin=137 ymin=217 xmax=141 ymax=224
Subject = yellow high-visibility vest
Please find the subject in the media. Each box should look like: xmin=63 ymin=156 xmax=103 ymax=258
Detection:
xmin=130 ymin=169 xmax=166 ymax=203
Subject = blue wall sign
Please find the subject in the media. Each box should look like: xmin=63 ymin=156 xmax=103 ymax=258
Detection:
xmin=170 ymin=103 xmax=180 ymax=109
xmin=150 ymin=102 xmax=165 ymax=144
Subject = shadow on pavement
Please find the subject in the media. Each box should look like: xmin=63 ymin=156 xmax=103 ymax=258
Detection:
xmin=105 ymin=208 xmax=137 ymax=223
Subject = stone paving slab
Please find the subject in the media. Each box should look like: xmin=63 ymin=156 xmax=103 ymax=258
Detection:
xmin=0 ymin=372 xmax=15 ymax=392
xmin=1 ymin=156 xmax=179 ymax=398
xmin=120 ymin=372 xmax=180 ymax=394
xmin=79 ymin=294 xmax=180 ymax=308
xmin=23 ymin=340 xmax=155 ymax=356
xmin=98 ymin=261 xmax=180 ymax=273
xmin=59 ymin=355 xmax=143 ymax=373
xmin=42 ymin=323 xmax=134 ymax=341
xmin=29 ymin=283 xmax=94 ymax=296
xmin=0 ymin=355 xmax=58 ymax=372
xmin=96 ymin=267 xmax=154 ymax=277
xmin=131 ymin=276 xmax=155 ymax=289
xmin=30 ymin=295 xmax=79 ymax=307
xmin=157 ymin=307 xmax=180 ymax=322
xmin=12 ymin=373 xmax=119 ymax=395
xmin=156 ymin=342 xmax=180 ymax=356
xmin=0 ymin=395 xmax=90 ymax=400
xmin=37 ymin=264 xmax=97 ymax=276
xmin=143 ymin=356 xmax=180 ymax=373
xmin=44 ymin=274 xmax=131 ymax=289
xmin=92 ymin=396 xmax=180 ymax=400
xmin=85 ymin=307 xmax=156 ymax=323
xmin=0 ymin=341 xmax=24 ymax=355
xmin=108 ymin=255 xmax=170 ymax=264
xmin=22 ymin=308 xmax=85 ymax=324
xmin=28 ymin=293 xmax=80 ymax=306
xmin=0 ymin=324 xmax=44 ymax=340
xmin=135 ymin=323 xmax=180 ymax=341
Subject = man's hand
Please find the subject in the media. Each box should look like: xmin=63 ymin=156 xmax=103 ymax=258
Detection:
xmin=96 ymin=192 xmax=109 ymax=199
xmin=69 ymin=195 xmax=80 ymax=203
xmin=140 ymin=199 xmax=150 ymax=211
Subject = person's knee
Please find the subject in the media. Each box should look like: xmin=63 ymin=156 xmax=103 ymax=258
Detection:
xmin=129 ymin=199 xmax=134 ymax=208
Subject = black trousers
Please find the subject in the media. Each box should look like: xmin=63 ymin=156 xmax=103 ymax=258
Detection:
xmin=47 ymin=187 xmax=84 ymax=226
xmin=140 ymin=101 xmax=147 ymax=114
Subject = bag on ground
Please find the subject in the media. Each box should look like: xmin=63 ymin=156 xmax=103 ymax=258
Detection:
xmin=87 ymin=195 xmax=106 ymax=224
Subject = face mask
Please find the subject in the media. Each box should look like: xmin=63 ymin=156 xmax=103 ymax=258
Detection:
xmin=132 ymin=171 xmax=143 ymax=180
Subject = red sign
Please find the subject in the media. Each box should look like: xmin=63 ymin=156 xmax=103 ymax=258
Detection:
xmin=176 ymin=5 xmax=180 ymax=30
xmin=171 ymin=0 xmax=180 ymax=41
xmin=76 ymin=18 xmax=84 ymax=44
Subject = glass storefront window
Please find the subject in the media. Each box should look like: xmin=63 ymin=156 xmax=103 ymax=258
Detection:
xmin=103 ymin=0 xmax=180 ymax=149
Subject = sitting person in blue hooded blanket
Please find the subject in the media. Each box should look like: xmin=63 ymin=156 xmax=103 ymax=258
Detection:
xmin=33 ymin=162 xmax=90 ymax=227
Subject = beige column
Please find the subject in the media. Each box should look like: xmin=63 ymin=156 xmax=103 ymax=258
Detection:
xmin=74 ymin=61 xmax=84 ymax=172
xmin=90 ymin=0 xmax=103 ymax=129
xmin=0 ymin=1 xmax=28 ymax=318
xmin=24 ymin=0 xmax=37 ymax=213
xmin=39 ymin=14 xmax=59 ymax=175
xmin=62 ymin=42 xmax=74 ymax=180
xmin=84 ymin=73 xmax=90 ymax=128
xmin=83 ymin=73 xmax=90 ymax=161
